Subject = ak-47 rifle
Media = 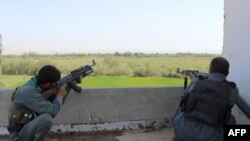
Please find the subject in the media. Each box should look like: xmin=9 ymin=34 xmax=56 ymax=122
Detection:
xmin=176 ymin=68 xmax=207 ymax=78
xmin=42 ymin=60 xmax=96 ymax=103
xmin=176 ymin=68 xmax=207 ymax=90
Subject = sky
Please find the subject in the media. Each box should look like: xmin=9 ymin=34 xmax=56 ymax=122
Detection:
xmin=0 ymin=0 xmax=224 ymax=55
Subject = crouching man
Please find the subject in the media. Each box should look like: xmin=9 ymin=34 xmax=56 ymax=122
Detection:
xmin=7 ymin=65 xmax=67 ymax=141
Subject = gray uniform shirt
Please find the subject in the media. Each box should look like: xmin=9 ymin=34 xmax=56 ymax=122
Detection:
xmin=12 ymin=77 xmax=63 ymax=118
xmin=172 ymin=73 xmax=239 ymax=141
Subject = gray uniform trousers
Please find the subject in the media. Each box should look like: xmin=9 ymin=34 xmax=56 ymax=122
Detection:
xmin=10 ymin=113 xmax=52 ymax=141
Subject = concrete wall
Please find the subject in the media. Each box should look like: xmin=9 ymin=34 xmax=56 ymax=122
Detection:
xmin=223 ymin=0 xmax=250 ymax=124
xmin=0 ymin=87 xmax=183 ymax=127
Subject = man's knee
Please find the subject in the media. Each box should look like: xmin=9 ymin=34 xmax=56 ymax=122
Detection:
xmin=17 ymin=114 xmax=53 ymax=141
xmin=37 ymin=113 xmax=53 ymax=128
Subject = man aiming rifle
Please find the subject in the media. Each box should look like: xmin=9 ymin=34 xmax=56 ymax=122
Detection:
xmin=7 ymin=60 xmax=96 ymax=141
xmin=173 ymin=57 xmax=249 ymax=141
xmin=176 ymin=67 xmax=250 ymax=119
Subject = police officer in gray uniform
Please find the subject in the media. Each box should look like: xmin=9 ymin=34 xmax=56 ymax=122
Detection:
xmin=172 ymin=57 xmax=239 ymax=141
xmin=7 ymin=65 xmax=67 ymax=141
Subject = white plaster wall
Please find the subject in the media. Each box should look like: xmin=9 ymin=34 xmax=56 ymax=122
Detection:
xmin=222 ymin=0 xmax=250 ymax=123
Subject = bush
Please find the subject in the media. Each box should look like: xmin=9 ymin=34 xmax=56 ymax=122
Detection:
xmin=2 ymin=58 xmax=53 ymax=75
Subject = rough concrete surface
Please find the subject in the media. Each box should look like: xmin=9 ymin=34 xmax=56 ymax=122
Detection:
xmin=0 ymin=87 xmax=183 ymax=127
xmin=0 ymin=127 xmax=173 ymax=141
xmin=0 ymin=87 xmax=178 ymax=140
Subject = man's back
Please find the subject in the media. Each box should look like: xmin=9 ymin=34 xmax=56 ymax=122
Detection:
xmin=184 ymin=78 xmax=236 ymax=127
xmin=172 ymin=73 xmax=238 ymax=141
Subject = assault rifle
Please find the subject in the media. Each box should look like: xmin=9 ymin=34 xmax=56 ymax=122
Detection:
xmin=42 ymin=60 xmax=96 ymax=102
xmin=176 ymin=68 xmax=207 ymax=89
xmin=177 ymin=68 xmax=250 ymax=120
xmin=176 ymin=68 xmax=207 ymax=78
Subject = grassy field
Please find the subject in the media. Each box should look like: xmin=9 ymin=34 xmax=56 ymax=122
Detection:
xmin=0 ymin=75 xmax=31 ymax=88
xmin=0 ymin=54 xmax=216 ymax=88
xmin=0 ymin=75 xmax=186 ymax=88
xmin=82 ymin=76 xmax=184 ymax=87
xmin=2 ymin=54 xmax=215 ymax=76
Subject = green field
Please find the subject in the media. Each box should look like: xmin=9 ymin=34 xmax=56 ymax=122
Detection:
xmin=2 ymin=54 xmax=215 ymax=76
xmin=0 ymin=54 xmax=216 ymax=88
xmin=0 ymin=75 xmax=186 ymax=89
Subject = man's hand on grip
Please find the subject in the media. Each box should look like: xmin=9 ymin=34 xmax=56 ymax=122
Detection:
xmin=57 ymin=85 xmax=67 ymax=97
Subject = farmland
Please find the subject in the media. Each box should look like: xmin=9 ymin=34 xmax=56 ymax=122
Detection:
xmin=0 ymin=53 xmax=217 ymax=88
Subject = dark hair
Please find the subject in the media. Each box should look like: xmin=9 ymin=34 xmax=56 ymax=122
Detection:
xmin=209 ymin=57 xmax=229 ymax=76
xmin=36 ymin=65 xmax=61 ymax=84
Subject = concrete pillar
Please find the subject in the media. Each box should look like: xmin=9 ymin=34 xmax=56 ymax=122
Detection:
xmin=222 ymin=0 xmax=250 ymax=123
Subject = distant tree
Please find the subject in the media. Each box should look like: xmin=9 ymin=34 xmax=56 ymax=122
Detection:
xmin=114 ymin=52 xmax=121 ymax=56
xmin=123 ymin=52 xmax=132 ymax=57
